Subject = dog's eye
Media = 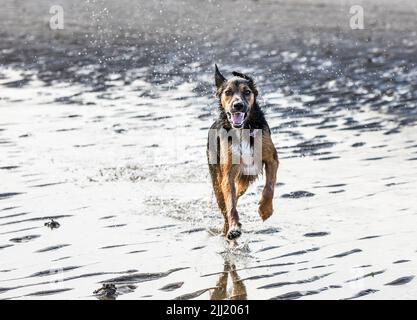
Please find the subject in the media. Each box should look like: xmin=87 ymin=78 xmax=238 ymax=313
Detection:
xmin=224 ymin=89 xmax=232 ymax=96
xmin=244 ymin=90 xmax=251 ymax=95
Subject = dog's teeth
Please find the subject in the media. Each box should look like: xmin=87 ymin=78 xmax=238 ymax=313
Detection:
xmin=231 ymin=112 xmax=245 ymax=125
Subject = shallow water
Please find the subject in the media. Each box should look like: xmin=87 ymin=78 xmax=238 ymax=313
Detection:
xmin=1 ymin=0 xmax=417 ymax=300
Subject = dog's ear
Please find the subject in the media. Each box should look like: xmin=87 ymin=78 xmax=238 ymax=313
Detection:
xmin=215 ymin=64 xmax=226 ymax=90
xmin=232 ymin=71 xmax=258 ymax=96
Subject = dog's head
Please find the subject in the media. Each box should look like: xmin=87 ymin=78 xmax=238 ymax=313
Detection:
xmin=215 ymin=64 xmax=258 ymax=129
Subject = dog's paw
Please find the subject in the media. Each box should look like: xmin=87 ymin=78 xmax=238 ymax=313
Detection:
xmin=227 ymin=226 xmax=242 ymax=240
xmin=258 ymin=199 xmax=273 ymax=221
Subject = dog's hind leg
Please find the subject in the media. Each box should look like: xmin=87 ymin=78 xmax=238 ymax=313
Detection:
xmin=235 ymin=177 xmax=250 ymax=201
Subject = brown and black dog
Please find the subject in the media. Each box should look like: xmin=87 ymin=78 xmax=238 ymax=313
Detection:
xmin=207 ymin=65 xmax=279 ymax=240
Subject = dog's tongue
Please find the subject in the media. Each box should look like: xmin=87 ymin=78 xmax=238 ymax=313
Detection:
xmin=231 ymin=112 xmax=245 ymax=125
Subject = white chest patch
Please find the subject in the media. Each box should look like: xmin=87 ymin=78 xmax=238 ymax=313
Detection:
xmin=231 ymin=140 xmax=262 ymax=176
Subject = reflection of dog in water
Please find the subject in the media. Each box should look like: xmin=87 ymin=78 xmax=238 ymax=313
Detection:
xmin=207 ymin=65 xmax=279 ymax=240
xmin=209 ymin=262 xmax=247 ymax=300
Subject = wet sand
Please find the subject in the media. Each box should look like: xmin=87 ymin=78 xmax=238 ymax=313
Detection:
xmin=1 ymin=0 xmax=417 ymax=299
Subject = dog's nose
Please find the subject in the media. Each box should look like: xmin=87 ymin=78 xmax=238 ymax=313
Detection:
xmin=233 ymin=102 xmax=245 ymax=112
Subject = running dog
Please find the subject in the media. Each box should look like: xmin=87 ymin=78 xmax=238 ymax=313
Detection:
xmin=207 ymin=65 xmax=279 ymax=240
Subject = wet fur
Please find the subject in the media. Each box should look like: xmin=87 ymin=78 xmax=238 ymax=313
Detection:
xmin=207 ymin=65 xmax=279 ymax=240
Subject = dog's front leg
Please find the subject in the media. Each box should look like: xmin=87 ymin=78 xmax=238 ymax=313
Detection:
xmin=258 ymin=135 xmax=279 ymax=221
xmin=222 ymin=169 xmax=241 ymax=240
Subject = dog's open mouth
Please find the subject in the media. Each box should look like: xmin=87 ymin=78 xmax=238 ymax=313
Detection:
xmin=227 ymin=112 xmax=247 ymax=128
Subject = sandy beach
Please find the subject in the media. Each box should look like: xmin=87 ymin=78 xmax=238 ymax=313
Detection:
xmin=1 ymin=0 xmax=417 ymax=300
